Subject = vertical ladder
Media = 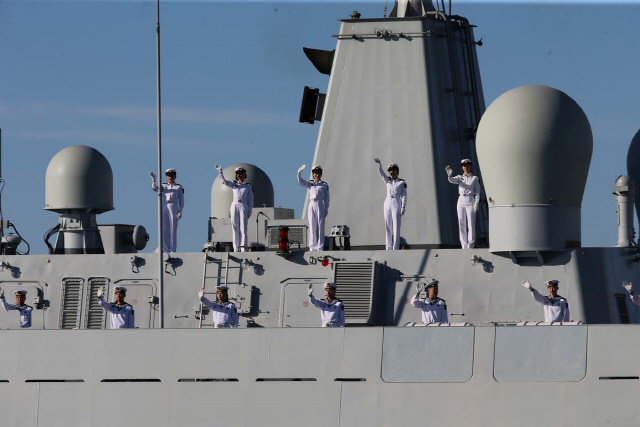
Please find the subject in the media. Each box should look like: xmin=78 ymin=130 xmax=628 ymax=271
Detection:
xmin=198 ymin=253 xmax=230 ymax=328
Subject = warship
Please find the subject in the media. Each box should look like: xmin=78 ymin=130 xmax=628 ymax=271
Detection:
xmin=1 ymin=0 xmax=640 ymax=426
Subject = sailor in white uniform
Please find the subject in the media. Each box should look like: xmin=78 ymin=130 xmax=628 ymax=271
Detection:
xmin=198 ymin=285 xmax=239 ymax=328
xmin=622 ymin=281 xmax=640 ymax=305
xmin=521 ymin=280 xmax=570 ymax=322
xmin=297 ymin=164 xmax=330 ymax=251
xmin=308 ymin=282 xmax=345 ymax=327
xmin=216 ymin=165 xmax=254 ymax=252
xmin=0 ymin=289 xmax=33 ymax=328
xmin=374 ymin=158 xmax=407 ymax=250
xmin=446 ymin=159 xmax=481 ymax=249
xmin=97 ymin=286 xmax=135 ymax=329
xmin=410 ymin=280 xmax=448 ymax=324
xmin=150 ymin=168 xmax=185 ymax=253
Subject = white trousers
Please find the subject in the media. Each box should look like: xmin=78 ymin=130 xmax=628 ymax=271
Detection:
xmin=457 ymin=201 xmax=476 ymax=249
xmin=230 ymin=202 xmax=249 ymax=252
xmin=384 ymin=198 xmax=402 ymax=250
xmin=162 ymin=203 xmax=179 ymax=252
xmin=307 ymin=200 xmax=326 ymax=251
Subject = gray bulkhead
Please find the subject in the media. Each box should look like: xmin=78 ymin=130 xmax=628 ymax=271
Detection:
xmin=305 ymin=16 xmax=488 ymax=249
xmin=0 ymin=246 xmax=638 ymax=330
xmin=1 ymin=325 xmax=639 ymax=426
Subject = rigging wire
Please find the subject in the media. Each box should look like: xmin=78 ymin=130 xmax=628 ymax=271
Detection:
xmin=9 ymin=222 xmax=30 ymax=255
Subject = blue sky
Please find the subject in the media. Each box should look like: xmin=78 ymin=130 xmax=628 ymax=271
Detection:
xmin=0 ymin=1 xmax=638 ymax=253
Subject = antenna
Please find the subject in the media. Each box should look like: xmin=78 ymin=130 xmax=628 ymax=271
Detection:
xmin=155 ymin=0 xmax=165 ymax=328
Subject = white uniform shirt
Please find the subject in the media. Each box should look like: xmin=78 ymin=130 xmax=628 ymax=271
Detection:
xmin=448 ymin=173 xmax=480 ymax=206
xmin=151 ymin=182 xmax=185 ymax=212
xmin=410 ymin=294 xmax=448 ymax=323
xmin=1 ymin=298 xmax=33 ymax=328
xmin=220 ymin=174 xmax=254 ymax=213
xmin=309 ymin=296 xmax=345 ymax=327
xmin=201 ymin=297 xmax=239 ymax=328
xmin=377 ymin=165 xmax=407 ymax=208
xmin=98 ymin=297 xmax=135 ymax=329
xmin=530 ymin=289 xmax=570 ymax=322
xmin=297 ymin=176 xmax=330 ymax=206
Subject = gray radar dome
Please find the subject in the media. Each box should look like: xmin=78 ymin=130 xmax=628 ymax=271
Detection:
xmin=626 ymin=129 xmax=640 ymax=225
xmin=45 ymin=145 xmax=114 ymax=213
xmin=211 ymin=163 xmax=274 ymax=218
xmin=476 ymin=85 xmax=592 ymax=253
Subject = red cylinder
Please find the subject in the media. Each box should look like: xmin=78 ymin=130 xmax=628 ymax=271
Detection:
xmin=278 ymin=226 xmax=289 ymax=252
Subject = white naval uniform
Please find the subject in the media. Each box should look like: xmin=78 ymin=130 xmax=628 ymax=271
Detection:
xmin=97 ymin=297 xmax=135 ymax=329
xmin=1 ymin=298 xmax=32 ymax=328
xmin=151 ymin=181 xmax=185 ymax=253
xmin=309 ymin=296 xmax=345 ymax=327
xmin=377 ymin=164 xmax=407 ymax=250
xmin=200 ymin=297 xmax=239 ymax=328
xmin=297 ymin=173 xmax=330 ymax=251
xmin=530 ymin=289 xmax=570 ymax=322
xmin=410 ymin=294 xmax=448 ymax=324
xmin=220 ymin=172 xmax=254 ymax=252
xmin=447 ymin=173 xmax=480 ymax=249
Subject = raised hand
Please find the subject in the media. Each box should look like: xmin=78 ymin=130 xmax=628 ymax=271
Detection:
xmin=445 ymin=165 xmax=452 ymax=177
xmin=97 ymin=287 xmax=105 ymax=299
xmin=308 ymin=284 xmax=314 ymax=297
xmin=415 ymin=283 xmax=423 ymax=294
xmin=623 ymin=281 xmax=633 ymax=293
xmin=521 ymin=280 xmax=531 ymax=290
xmin=373 ymin=157 xmax=381 ymax=165
xmin=298 ymin=165 xmax=306 ymax=174
xmin=0 ymin=287 xmax=4 ymax=299
xmin=149 ymin=171 xmax=156 ymax=180
xmin=198 ymin=289 xmax=205 ymax=299
xmin=215 ymin=164 xmax=222 ymax=172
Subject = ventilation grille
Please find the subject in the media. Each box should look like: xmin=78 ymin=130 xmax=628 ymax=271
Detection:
xmin=59 ymin=279 xmax=83 ymax=329
xmin=85 ymin=278 xmax=108 ymax=329
xmin=267 ymin=226 xmax=308 ymax=249
xmin=333 ymin=262 xmax=376 ymax=323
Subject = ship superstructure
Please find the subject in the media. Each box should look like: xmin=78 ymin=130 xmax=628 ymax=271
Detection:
xmin=1 ymin=1 xmax=640 ymax=425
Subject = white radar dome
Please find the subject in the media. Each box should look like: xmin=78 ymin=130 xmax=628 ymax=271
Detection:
xmin=211 ymin=163 xmax=274 ymax=218
xmin=476 ymin=85 xmax=592 ymax=252
xmin=626 ymin=129 xmax=640 ymax=225
xmin=45 ymin=145 xmax=114 ymax=213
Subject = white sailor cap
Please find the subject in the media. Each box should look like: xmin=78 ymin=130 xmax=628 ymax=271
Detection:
xmin=114 ymin=286 xmax=127 ymax=293
xmin=14 ymin=290 xmax=27 ymax=296
xmin=461 ymin=159 xmax=472 ymax=165
xmin=235 ymin=167 xmax=246 ymax=173
xmin=165 ymin=168 xmax=176 ymax=174
xmin=324 ymin=281 xmax=337 ymax=289
xmin=387 ymin=163 xmax=399 ymax=171
xmin=425 ymin=279 xmax=439 ymax=288
xmin=216 ymin=285 xmax=229 ymax=291
xmin=545 ymin=280 xmax=560 ymax=288
xmin=312 ymin=165 xmax=323 ymax=172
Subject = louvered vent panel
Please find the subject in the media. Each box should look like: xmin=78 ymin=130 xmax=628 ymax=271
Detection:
xmin=85 ymin=278 xmax=108 ymax=329
xmin=267 ymin=226 xmax=308 ymax=249
xmin=59 ymin=279 xmax=83 ymax=329
xmin=334 ymin=262 xmax=376 ymax=324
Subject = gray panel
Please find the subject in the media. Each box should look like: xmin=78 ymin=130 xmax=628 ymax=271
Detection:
xmin=0 ymin=385 xmax=38 ymax=427
xmin=494 ymin=326 xmax=587 ymax=382
xmin=381 ymin=326 xmax=474 ymax=382
xmin=283 ymin=282 xmax=323 ymax=327
xmin=268 ymin=328 xmax=344 ymax=378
